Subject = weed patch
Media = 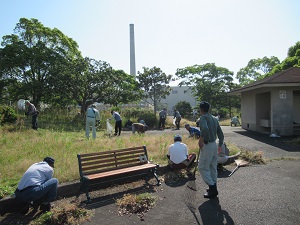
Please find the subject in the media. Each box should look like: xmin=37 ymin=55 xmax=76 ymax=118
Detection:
xmin=163 ymin=170 xmax=188 ymax=183
xmin=31 ymin=199 xmax=93 ymax=225
xmin=239 ymin=150 xmax=265 ymax=164
xmin=116 ymin=193 xmax=156 ymax=218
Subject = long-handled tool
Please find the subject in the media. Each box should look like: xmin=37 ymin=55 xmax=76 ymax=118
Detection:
xmin=228 ymin=159 xmax=249 ymax=177
xmin=189 ymin=147 xmax=201 ymax=180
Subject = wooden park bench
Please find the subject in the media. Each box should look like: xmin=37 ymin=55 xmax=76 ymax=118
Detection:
xmin=77 ymin=145 xmax=161 ymax=202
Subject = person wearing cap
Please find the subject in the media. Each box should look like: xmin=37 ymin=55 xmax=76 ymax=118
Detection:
xmin=110 ymin=110 xmax=122 ymax=136
xmin=85 ymin=104 xmax=101 ymax=139
xmin=173 ymin=109 xmax=182 ymax=130
xmin=198 ymin=101 xmax=224 ymax=198
xmin=158 ymin=108 xmax=167 ymax=130
xmin=25 ymin=100 xmax=38 ymax=130
xmin=167 ymin=134 xmax=196 ymax=175
xmin=185 ymin=124 xmax=201 ymax=139
xmin=14 ymin=157 xmax=58 ymax=212
xmin=231 ymin=115 xmax=240 ymax=126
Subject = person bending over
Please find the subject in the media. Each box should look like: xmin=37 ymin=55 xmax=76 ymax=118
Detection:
xmin=14 ymin=157 xmax=58 ymax=212
xmin=185 ymin=124 xmax=201 ymax=139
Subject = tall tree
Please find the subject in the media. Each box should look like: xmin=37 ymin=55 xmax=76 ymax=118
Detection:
xmin=70 ymin=57 xmax=113 ymax=114
xmin=236 ymin=56 xmax=280 ymax=85
xmin=101 ymin=69 xmax=142 ymax=106
xmin=137 ymin=67 xmax=172 ymax=115
xmin=0 ymin=18 xmax=82 ymax=107
xmin=270 ymin=41 xmax=300 ymax=74
xmin=175 ymin=63 xmax=236 ymax=112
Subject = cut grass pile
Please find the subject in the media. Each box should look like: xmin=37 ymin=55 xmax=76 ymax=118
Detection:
xmin=116 ymin=192 xmax=156 ymax=218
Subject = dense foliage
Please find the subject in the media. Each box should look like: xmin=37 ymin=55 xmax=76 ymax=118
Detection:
xmin=1 ymin=17 xmax=299 ymax=119
xmin=174 ymin=101 xmax=192 ymax=118
xmin=0 ymin=105 xmax=17 ymax=125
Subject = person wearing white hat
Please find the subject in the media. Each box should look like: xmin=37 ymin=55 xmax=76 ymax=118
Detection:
xmin=167 ymin=134 xmax=196 ymax=175
xmin=85 ymin=104 xmax=101 ymax=139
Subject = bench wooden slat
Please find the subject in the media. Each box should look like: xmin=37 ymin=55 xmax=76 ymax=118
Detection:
xmin=81 ymin=157 xmax=144 ymax=173
xmin=85 ymin=163 xmax=156 ymax=180
xmin=79 ymin=146 xmax=146 ymax=157
xmin=81 ymin=160 xmax=144 ymax=173
xmin=77 ymin=145 xmax=160 ymax=202
xmin=79 ymin=149 xmax=145 ymax=162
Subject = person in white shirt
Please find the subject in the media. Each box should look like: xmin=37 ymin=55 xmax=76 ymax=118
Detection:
xmin=14 ymin=157 xmax=58 ymax=212
xmin=85 ymin=104 xmax=101 ymax=139
xmin=110 ymin=110 xmax=122 ymax=136
xmin=167 ymin=134 xmax=196 ymax=174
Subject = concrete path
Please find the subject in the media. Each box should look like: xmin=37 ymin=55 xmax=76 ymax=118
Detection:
xmin=82 ymin=126 xmax=300 ymax=225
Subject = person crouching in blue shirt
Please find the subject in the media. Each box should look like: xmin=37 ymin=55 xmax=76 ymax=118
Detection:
xmin=185 ymin=124 xmax=201 ymax=139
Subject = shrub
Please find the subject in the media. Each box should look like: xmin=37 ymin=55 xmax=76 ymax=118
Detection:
xmin=174 ymin=101 xmax=192 ymax=118
xmin=0 ymin=105 xmax=18 ymax=125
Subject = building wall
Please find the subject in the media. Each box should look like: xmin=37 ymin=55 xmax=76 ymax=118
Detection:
xmin=240 ymin=86 xmax=299 ymax=136
xmin=293 ymin=91 xmax=300 ymax=124
xmin=256 ymin=92 xmax=271 ymax=133
xmin=271 ymin=87 xmax=294 ymax=136
xmin=160 ymin=86 xmax=198 ymax=115
xmin=241 ymin=90 xmax=256 ymax=131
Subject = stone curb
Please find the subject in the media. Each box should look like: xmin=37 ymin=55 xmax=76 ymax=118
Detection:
xmin=0 ymin=165 xmax=171 ymax=214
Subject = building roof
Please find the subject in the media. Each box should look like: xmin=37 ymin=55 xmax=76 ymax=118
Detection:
xmin=229 ymin=67 xmax=300 ymax=95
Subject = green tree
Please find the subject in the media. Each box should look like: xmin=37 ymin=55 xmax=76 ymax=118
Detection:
xmin=175 ymin=63 xmax=236 ymax=113
xmin=70 ymin=57 xmax=113 ymax=114
xmin=101 ymin=69 xmax=142 ymax=106
xmin=0 ymin=18 xmax=82 ymax=107
xmin=137 ymin=67 xmax=172 ymax=115
xmin=270 ymin=41 xmax=300 ymax=74
xmin=174 ymin=101 xmax=192 ymax=118
xmin=236 ymin=56 xmax=280 ymax=85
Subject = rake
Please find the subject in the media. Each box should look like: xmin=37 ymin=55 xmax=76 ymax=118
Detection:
xmin=228 ymin=159 xmax=249 ymax=177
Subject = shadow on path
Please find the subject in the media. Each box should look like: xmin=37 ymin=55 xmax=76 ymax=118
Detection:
xmin=199 ymin=198 xmax=235 ymax=225
xmin=232 ymin=130 xmax=299 ymax=152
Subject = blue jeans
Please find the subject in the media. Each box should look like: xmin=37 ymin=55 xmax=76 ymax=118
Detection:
xmin=15 ymin=178 xmax=58 ymax=204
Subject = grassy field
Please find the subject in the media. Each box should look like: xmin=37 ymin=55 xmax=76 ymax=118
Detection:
xmin=0 ymin=115 xmax=236 ymax=198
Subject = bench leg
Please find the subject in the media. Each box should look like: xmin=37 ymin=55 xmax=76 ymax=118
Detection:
xmin=153 ymin=166 xmax=161 ymax=186
xmin=85 ymin=192 xmax=91 ymax=203
xmin=81 ymin=180 xmax=92 ymax=203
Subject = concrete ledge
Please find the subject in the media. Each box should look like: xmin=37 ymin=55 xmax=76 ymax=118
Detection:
xmin=0 ymin=165 xmax=170 ymax=214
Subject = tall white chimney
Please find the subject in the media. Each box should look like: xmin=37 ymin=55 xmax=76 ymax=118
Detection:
xmin=129 ymin=24 xmax=136 ymax=78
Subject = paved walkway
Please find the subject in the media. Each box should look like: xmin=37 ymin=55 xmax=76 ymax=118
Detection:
xmin=1 ymin=126 xmax=299 ymax=225
xmin=82 ymin=126 xmax=300 ymax=225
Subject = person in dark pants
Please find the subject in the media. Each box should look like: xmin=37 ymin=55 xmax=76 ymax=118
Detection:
xmin=14 ymin=157 xmax=58 ymax=212
xmin=111 ymin=110 xmax=122 ymax=136
xmin=158 ymin=108 xmax=167 ymax=130
xmin=173 ymin=109 xmax=181 ymax=130
xmin=198 ymin=101 xmax=224 ymax=199
xmin=25 ymin=100 xmax=38 ymax=130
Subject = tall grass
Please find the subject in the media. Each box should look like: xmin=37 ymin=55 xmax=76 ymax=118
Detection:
xmin=0 ymin=108 xmax=236 ymax=198
xmin=0 ymin=128 xmax=200 ymax=197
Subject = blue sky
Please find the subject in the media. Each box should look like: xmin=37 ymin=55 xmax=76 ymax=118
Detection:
xmin=1 ymin=0 xmax=300 ymax=84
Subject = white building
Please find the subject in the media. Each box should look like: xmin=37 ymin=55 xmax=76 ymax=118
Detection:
xmin=159 ymin=86 xmax=198 ymax=115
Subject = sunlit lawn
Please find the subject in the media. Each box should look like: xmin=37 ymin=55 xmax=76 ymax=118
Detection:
xmin=0 ymin=116 xmax=235 ymax=198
